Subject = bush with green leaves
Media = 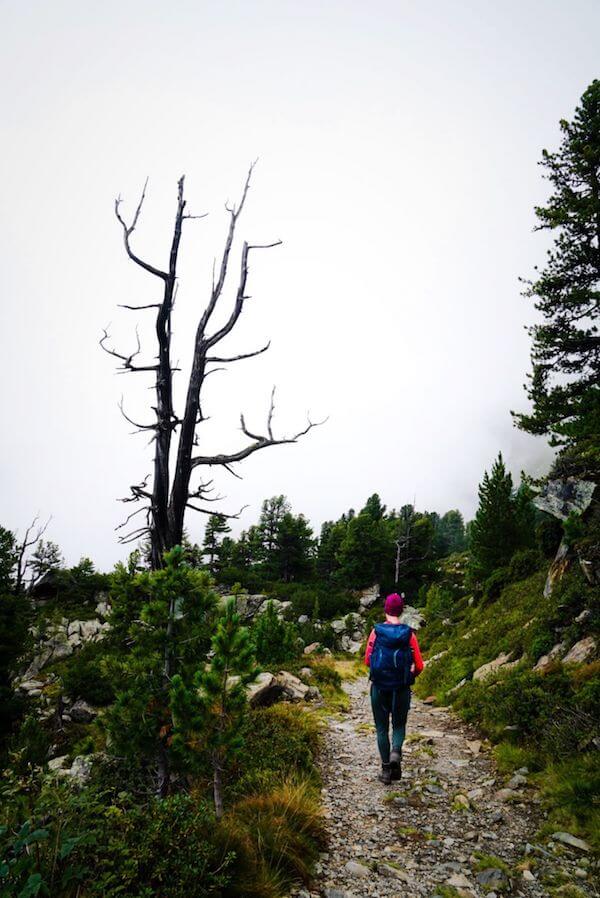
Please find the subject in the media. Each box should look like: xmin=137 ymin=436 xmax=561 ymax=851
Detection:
xmin=1 ymin=784 xmax=231 ymax=898
xmin=231 ymin=703 xmax=321 ymax=799
xmin=61 ymin=642 xmax=114 ymax=706
xmin=251 ymin=601 xmax=299 ymax=667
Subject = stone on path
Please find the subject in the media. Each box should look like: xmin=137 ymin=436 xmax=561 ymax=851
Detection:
xmin=551 ymin=832 xmax=591 ymax=852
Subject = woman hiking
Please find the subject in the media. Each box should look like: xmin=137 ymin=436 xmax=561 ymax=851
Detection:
xmin=364 ymin=592 xmax=424 ymax=785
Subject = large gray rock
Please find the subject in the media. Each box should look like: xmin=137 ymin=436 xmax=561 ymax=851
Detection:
xmin=399 ymin=605 xmax=425 ymax=630
xmin=359 ymin=584 xmax=380 ymax=610
xmin=551 ymin=831 xmax=591 ymax=852
xmin=69 ymin=700 xmax=98 ymax=723
xmin=476 ymin=868 xmax=508 ymax=890
xmin=533 ymin=642 xmax=566 ymax=672
xmin=562 ymin=636 xmax=596 ymax=665
xmin=473 ymin=652 xmax=513 ymax=682
xmin=533 ymin=478 xmax=596 ymax=520
xmin=248 ymin=671 xmax=321 ymax=708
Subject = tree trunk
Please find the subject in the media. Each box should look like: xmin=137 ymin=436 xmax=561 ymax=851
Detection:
xmin=213 ymin=760 xmax=224 ymax=820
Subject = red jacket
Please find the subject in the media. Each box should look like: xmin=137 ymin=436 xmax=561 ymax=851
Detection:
xmin=364 ymin=626 xmax=424 ymax=676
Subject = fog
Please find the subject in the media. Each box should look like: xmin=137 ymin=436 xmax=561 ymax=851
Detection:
xmin=1 ymin=0 xmax=598 ymax=568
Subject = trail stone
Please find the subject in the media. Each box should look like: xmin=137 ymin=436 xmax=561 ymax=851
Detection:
xmin=476 ymin=868 xmax=508 ymax=890
xmin=551 ymin=832 xmax=591 ymax=852
xmin=447 ymin=873 xmax=473 ymax=889
xmin=344 ymin=860 xmax=369 ymax=877
xmin=506 ymin=774 xmax=527 ymax=789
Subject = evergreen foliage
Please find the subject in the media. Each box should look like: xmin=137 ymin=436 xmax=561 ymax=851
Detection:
xmin=251 ymin=601 xmax=299 ymax=667
xmin=105 ymin=547 xmax=217 ymax=788
xmin=203 ymin=514 xmax=232 ymax=572
xmin=514 ymin=80 xmax=600 ymax=446
xmin=170 ymin=599 xmax=259 ymax=818
xmin=469 ymin=454 xmax=535 ymax=582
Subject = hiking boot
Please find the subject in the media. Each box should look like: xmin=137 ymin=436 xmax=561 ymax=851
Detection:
xmin=390 ymin=747 xmax=402 ymax=781
xmin=378 ymin=763 xmax=392 ymax=785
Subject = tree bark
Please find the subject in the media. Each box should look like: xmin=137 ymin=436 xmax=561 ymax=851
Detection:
xmin=107 ymin=166 xmax=323 ymax=569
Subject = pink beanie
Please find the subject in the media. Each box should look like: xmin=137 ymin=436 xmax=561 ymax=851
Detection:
xmin=384 ymin=593 xmax=404 ymax=616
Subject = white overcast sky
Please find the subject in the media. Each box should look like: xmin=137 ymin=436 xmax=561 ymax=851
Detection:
xmin=1 ymin=1 xmax=599 ymax=569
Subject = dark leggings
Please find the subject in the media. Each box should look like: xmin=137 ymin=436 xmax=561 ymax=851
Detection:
xmin=370 ymin=682 xmax=411 ymax=763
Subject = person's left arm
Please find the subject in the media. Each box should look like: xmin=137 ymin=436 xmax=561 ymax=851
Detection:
xmin=409 ymin=632 xmax=424 ymax=676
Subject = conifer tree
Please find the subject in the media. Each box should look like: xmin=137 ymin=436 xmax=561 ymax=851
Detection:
xmin=251 ymin=600 xmax=299 ymax=666
xmin=170 ymin=600 xmax=258 ymax=818
xmin=469 ymin=454 xmax=520 ymax=581
xmin=514 ymin=80 xmax=600 ymax=445
xmin=202 ymin=514 xmax=232 ymax=572
xmin=106 ymin=546 xmax=217 ymax=796
xmin=272 ymin=512 xmax=314 ymax=581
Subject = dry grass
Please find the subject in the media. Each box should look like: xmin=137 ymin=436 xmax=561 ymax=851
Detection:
xmin=217 ymin=780 xmax=326 ymax=897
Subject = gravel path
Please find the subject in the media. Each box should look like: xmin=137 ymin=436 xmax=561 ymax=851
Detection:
xmin=296 ymin=676 xmax=596 ymax=898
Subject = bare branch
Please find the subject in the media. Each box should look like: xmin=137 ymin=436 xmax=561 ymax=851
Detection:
xmin=118 ymin=397 xmax=157 ymax=432
xmin=100 ymin=327 xmax=158 ymax=374
xmin=115 ymin=180 xmax=169 ymax=280
xmin=186 ymin=503 xmax=249 ymax=519
xmin=118 ymin=303 xmax=162 ymax=311
xmin=191 ymin=392 xmax=326 ymax=469
xmin=206 ymin=341 xmax=271 ymax=363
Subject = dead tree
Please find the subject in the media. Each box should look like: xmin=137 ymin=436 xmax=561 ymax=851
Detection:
xmin=103 ymin=164 xmax=322 ymax=570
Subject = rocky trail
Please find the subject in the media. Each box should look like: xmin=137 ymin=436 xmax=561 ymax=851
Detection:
xmin=295 ymin=676 xmax=597 ymax=898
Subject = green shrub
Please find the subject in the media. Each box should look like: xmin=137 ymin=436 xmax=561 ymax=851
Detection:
xmin=539 ymin=754 xmax=600 ymax=849
xmin=251 ymin=602 xmax=300 ymax=667
xmin=233 ymin=704 xmax=320 ymax=799
xmin=507 ymin=548 xmax=541 ymax=582
xmin=483 ymin=567 xmax=510 ymax=600
xmin=61 ymin=642 xmax=115 ymax=706
xmin=536 ymin=517 xmax=563 ymax=558
xmin=309 ymin=659 xmax=342 ymax=690
xmin=1 ymin=788 xmax=230 ymax=898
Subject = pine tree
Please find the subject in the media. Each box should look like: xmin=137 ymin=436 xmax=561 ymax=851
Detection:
xmin=28 ymin=540 xmax=63 ymax=586
xmin=106 ymin=546 xmax=217 ymax=796
xmin=272 ymin=512 xmax=314 ymax=582
xmin=251 ymin=600 xmax=299 ymax=667
xmin=170 ymin=599 xmax=258 ymax=818
xmin=469 ymin=454 xmax=520 ymax=581
xmin=202 ymin=514 xmax=232 ymax=572
xmin=514 ymin=80 xmax=600 ymax=446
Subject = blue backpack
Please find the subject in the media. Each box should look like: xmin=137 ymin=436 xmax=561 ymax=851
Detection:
xmin=370 ymin=623 xmax=414 ymax=688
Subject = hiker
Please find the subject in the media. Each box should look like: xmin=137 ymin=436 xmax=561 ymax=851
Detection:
xmin=364 ymin=592 xmax=424 ymax=785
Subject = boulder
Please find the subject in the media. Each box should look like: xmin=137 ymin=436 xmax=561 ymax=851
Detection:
xmin=562 ymin=636 xmax=596 ymax=665
xmin=476 ymin=868 xmax=508 ymax=890
xmin=248 ymin=671 xmax=320 ymax=708
xmin=331 ymin=618 xmax=346 ymax=634
xmin=359 ymin=584 xmax=379 ymax=610
xmin=473 ymin=653 xmax=513 ymax=682
xmin=48 ymin=755 xmax=69 ymax=772
xmin=297 ymin=614 xmax=309 ymax=625
xmin=67 ymin=756 xmax=95 ymax=786
xmin=341 ymin=638 xmax=362 ymax=654
xmin=533 ymin=642 xmax=566 ymax=672
xmin=399 ymin=605 xmax=425 ymax=630
xmin=69 ymin=700 xmax=98 ymax=723
xmin=533 ymin=477 xmax=596 ymax=521
xmin=551 ymin=832 xmax=591 ymax=852
xmin=304 ymin=642 xmax=322 ymax=655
